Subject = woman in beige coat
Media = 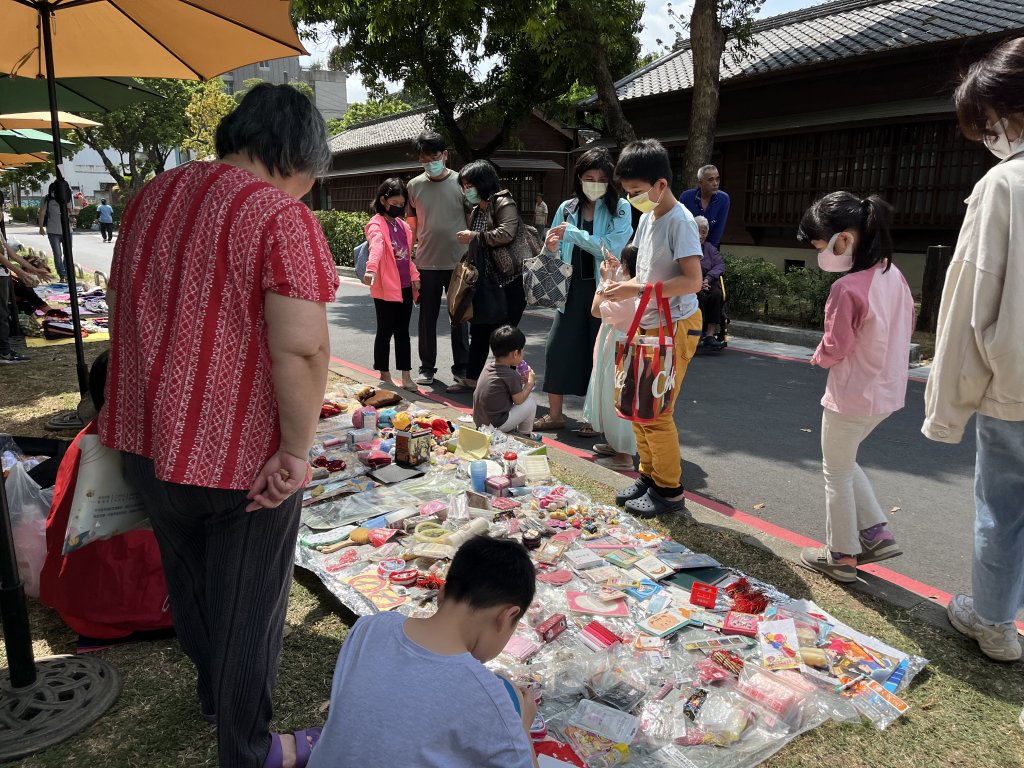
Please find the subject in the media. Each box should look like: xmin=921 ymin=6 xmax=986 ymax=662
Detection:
xmin=924 ymin=37 xmax=1024 ymax=691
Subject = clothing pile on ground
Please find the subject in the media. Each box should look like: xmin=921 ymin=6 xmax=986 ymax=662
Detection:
xmin=20 ymin=282 xmax=109 ymax=340
xmin=295 ymin=387 xmax=927 ymax=768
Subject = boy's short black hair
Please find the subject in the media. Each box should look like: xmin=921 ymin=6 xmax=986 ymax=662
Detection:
xmin=619 ymin=244 xmax=639 ymax=278
xmin=414 ymin=131 xmax=446 ymax=156
xmin=489 ymin=324 xmax=525 ymax=358
xmin=444 ymin=536 xmax=536 ymax=615
xmin=614 ymin=138 xmax=673 ymax=188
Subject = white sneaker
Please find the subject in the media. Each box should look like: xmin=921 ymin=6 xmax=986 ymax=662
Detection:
xmin=946 ymin=594 xmax=1022 ymax=662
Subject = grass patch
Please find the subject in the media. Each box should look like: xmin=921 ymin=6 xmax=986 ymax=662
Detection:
xmin=3 ymin=367 xmax=1021 ymax=767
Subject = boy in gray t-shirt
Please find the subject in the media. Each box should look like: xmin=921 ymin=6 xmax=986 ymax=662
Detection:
xmin=407 ymin=132 xmax=471 ymax=386
xmin=603 ymin=139 xmax=704 ymax=518
xmin=308 ymin=537 xmax=538 ymax=768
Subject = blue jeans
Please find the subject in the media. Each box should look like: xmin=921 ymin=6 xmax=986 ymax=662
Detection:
xmin=47 ymin=233 xmax=67 ymax=281
xmin=972 ymin=414 xmax=1024 ymax=624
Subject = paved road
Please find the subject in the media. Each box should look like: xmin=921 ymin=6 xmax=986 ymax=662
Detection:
xmin=327 ymin=277 xmax=980 ymax=600
xmin=4 ymin=221 xmax=115 ymax=278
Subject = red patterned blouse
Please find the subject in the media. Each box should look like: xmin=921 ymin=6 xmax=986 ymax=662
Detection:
xmin=99 ymin=161 xmax=339 ymax=490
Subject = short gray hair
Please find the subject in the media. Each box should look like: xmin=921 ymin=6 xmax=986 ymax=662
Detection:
xmin=215 ymin=83 xmax=331 ymax=178
xmin=697 ymin=164 xmax=718 ymax=181
xmin=693 ymin=215 xmax=709 ymax=231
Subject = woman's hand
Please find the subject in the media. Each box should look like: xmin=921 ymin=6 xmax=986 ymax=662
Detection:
xmin=362 ymin=272 xmax=375 ymax=287
xmin=602 ymin=278 xmax=641 ymax=302
xmin=456 ymin=230 xmax=475 ymax=245
xmin=246 ymin=450 xmax=310 ymax=512
xmin=545 ymin=222 xmax=568 ymax=253
xmin=12 ymin=267 xmax=39 ymax=288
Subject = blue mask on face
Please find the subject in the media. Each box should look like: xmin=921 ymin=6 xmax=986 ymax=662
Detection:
xmin=464 ymin=187 xmax=481 ymax=205
xmin=423 ymin=159 xmax=445 ymax=177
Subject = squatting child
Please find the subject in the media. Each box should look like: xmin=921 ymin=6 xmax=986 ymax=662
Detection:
xmin=472 ymin=325 xmax=538 ymax=436
xmin=797 ymin=191 xmax=914 ymax=583
xmin=307 ymin=536 xmax=539 ymax=768
xmin=604 ymin=139 xmax=704 ymax=517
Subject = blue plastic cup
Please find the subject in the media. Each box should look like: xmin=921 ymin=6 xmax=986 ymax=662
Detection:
xmin=470 ymin=461 xmax=488 ymax=493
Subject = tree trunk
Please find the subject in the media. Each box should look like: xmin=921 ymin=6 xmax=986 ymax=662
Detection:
xmin=684 ymin=0 xmax=726 ymax=189
xmin=421 ymin=62 xmax=477 ymax=161
xmin=917 ymin=245 xmax=953 ymax=332
xmin=570 ymin=4 xmax=636 ymax=150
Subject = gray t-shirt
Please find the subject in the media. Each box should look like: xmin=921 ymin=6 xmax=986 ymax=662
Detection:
xmin=406 ymin=170 xmax=467 ymax=270
xmin=473 ymin=361 xmax=523 ymax=428
xmin=634 ymin=202 xmax=701 ymax=328
xmin=44 ymin=198 xmax=68 ymax=235
xmin=308 ymin=612 xmax=534 ymax=768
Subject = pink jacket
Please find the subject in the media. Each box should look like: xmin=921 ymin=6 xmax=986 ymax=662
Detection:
xmin=811 ymin=263 xmax=915 ymax=416
xmin=365 ymin=214 xmax=419 ymax=302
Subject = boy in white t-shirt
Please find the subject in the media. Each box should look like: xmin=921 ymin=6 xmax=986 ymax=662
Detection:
xmin=602 ymin=139 xmax=704 ymax=517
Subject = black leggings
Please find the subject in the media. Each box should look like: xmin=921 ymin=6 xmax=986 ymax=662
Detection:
xmin=698 ymin=280 xmax=724 ymax=333
xmin=467 ymin=279 xmax=526 ymax=381
xmin=373 ymin=287 xmax=413 ymax=372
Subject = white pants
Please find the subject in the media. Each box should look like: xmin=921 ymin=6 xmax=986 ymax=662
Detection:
xmin=499 ymin=397 xmax=537 ymax=434
xmin=821 ymin=408 xmax=891 ymax=555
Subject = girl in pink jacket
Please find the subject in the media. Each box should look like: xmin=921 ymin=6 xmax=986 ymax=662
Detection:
xmin=363 ymin=178 xmax=420 ymax=390
xmin=796 ymin=192 xmax=915 ymax=583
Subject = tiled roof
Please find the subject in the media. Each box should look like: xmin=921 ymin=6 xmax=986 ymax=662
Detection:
xmin=328 ymin=107 xmax=431 ymax=154
xmin=608 ymin=0 xmax=1024 ymax=103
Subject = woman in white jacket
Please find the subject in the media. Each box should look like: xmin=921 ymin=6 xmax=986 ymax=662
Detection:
xmin=924 ymin=37 xmax=1024 ymax=672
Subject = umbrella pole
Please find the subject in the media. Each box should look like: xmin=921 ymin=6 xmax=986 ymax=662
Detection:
xmin=41 ymin=7 xmax=89 ymax=396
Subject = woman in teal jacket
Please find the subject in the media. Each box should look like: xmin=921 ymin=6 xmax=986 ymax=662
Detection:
xmin=534 ymin=148 xmax=633 ymax=431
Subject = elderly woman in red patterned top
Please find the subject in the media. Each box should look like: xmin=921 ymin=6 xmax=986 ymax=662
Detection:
xmin=99 ymin=84 xmax=338 ymax=768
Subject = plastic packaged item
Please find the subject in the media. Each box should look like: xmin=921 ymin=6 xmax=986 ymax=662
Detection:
xmin=695 ymin=690 xmax=753 ymax=746
xmin=6 ymin=462 xmax=53 ymax=597
xmin=588 ymin=743 xmax=629 ymax=767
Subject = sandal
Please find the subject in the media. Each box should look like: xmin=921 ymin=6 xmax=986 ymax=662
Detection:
xmin=573 ymin=424 xmax=600 ymax=438
xmin=264 ymin=727 xmax=322 ymax=768
xmin=533 ymin=414 xmax=565 ymax=431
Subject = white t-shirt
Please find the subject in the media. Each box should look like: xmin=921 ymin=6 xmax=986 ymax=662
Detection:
xmin=633 ymin=202 xmax=701 ymax=327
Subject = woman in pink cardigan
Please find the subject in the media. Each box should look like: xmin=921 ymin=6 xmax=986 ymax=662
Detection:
xmin=363 ymin=177 xmax=420 ymax=390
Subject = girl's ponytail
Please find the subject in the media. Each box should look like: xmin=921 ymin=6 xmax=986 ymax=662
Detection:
xmin=859 ymin=195 xmax=894 ymax=273
xmin=797 ymin=191 xmax=895 ymax=273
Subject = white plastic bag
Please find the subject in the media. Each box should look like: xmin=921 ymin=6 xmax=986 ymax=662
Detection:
xmin=63 ymin=435 xmax=149 ymax=554
xmin=5 ymin=462 xmax=53 ymax=598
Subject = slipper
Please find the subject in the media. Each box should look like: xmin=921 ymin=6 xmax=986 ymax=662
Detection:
xmin=264 ymin=727 xmax=323 ymax=768
xmin=594 ymin=455 xmax=635 ymax=471
xmin=445 ymin=383 xmax=473 ymax=394
xmin=593 ymin=442 xmax=617 ymax=457
xmin=400 ymin=382 xmax=420 ymax=393
xmin=533 ymin=414 xmax=565 ymax=431
xmin=573 ymin=425 xmax=600 ymax=438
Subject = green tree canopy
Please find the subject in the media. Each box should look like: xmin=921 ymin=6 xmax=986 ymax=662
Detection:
xmin=182 ymin=78 xmax=236 ymax=160
xmin=74 ymin=78 xmax=193 ymax=199
xmin=294 ymin=1 xmax=618 ymax=159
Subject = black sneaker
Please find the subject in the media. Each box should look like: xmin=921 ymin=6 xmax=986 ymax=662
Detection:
xmin=615 ymin=475 xmax=653 ymax=506
xmin=0 ymin=351 xmax=29 ymax=364
xmin=626 ymin=488 xmax=687 ymax=518
xmin=702 ymin=335 xmax=723 ymax=351
xmin=414 ymin=372 xmax=435 ymax=386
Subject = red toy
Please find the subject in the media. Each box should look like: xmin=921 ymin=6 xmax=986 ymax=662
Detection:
xmin=536 ymin=613 xmax=568 ymax=643
xmin=690 ymin=581 xmax=719 ymax=609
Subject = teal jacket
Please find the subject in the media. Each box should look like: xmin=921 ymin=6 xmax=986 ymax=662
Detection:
xmin=550 ymin=196 xmax=633 ymax=303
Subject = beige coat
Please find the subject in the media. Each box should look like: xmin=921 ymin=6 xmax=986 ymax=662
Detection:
xmin=923 ymin=150 xmax=1024 ymax=444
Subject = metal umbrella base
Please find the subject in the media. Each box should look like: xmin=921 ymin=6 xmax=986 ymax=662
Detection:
xmin=0 ymin=655 xmax=121 ymax=761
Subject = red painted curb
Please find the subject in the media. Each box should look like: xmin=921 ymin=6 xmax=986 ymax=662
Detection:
xmin=329 ymin=354 xmax=1022 ymax=632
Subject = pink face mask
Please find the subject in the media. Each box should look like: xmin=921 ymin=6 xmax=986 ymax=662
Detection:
xmin=817 ymin=232 xmax=853 ymax=273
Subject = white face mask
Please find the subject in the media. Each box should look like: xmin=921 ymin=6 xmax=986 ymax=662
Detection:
xmin=817 ymin=232 xmax=853 ymax=273
xmin=581 ymin=181 xmax=608 ymax=202
xmin=983 ymin=118 xmax=1024 ymax=161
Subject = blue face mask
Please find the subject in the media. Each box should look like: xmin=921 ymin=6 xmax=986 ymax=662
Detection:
xmin=423 ymin=158 xmax=445 ymax=177
xmin=464 ymin=187 xmax=481 ymax=205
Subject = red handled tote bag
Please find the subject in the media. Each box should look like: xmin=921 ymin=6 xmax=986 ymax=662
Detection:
xmin=614 ymin=282 xmax=676 ymax=423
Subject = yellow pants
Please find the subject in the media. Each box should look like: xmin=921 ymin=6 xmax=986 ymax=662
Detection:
xmin=631 ymin=311 xmax=702 ymax=492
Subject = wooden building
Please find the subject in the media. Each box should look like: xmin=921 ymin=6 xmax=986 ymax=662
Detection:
xmin=314 ymin=108 xmax=578 ymax=222
xmin=591 ymin=0 xmax=1024 ymax=292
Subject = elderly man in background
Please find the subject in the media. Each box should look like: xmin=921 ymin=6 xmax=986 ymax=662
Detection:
xmin=100 ymin=84 xmax=337 ymax=768
xmin=679 ymin=164 xmax=730 ymax=248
